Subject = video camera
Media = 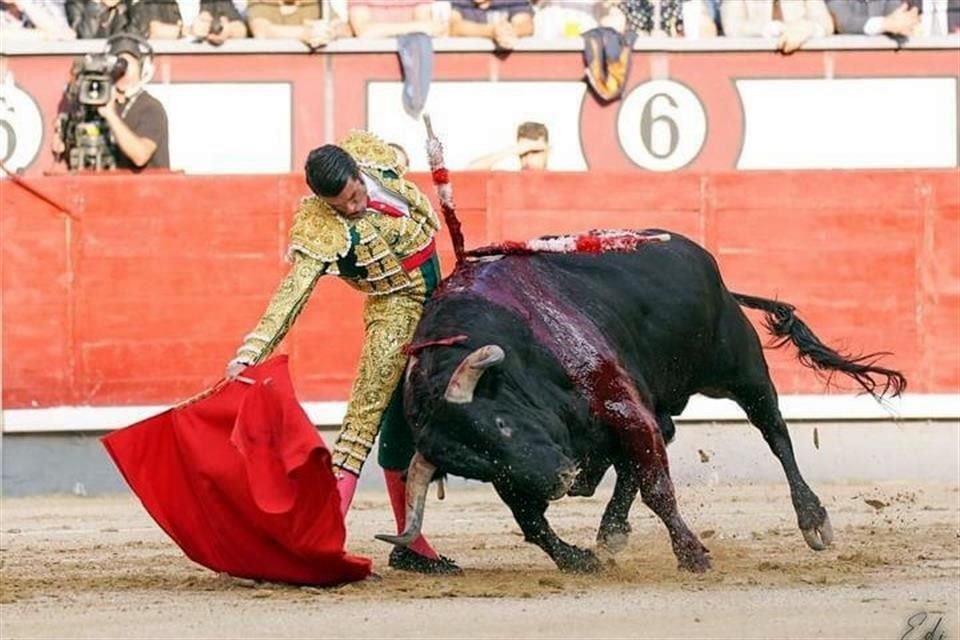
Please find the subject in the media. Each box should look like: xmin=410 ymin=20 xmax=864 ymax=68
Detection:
xmin=54 ymin=34 xmax=154 ymax=171
xmin=75 ymin=52 xmax=128 ymax=107
xmin=54 ymin=53 xmax=126 ymax=171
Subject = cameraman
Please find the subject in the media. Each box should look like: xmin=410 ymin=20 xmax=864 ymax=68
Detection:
xmin=96 ymin=34 xmax=169 ymax=170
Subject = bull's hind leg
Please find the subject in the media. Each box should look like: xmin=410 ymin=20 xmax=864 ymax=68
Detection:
xmin=657 ymin=412 xmax=677 ymax=444
xmin=589 ymin=361 xmax=710 ymax=572
xmin=732 ymin=381 xmax=833 ymax=550
xmin=703 ymin=300 xmax=833 ymax=551
xmin=494 ymin=483 xmax=602 ymax=573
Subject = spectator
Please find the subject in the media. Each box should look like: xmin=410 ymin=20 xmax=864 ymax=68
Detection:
xmin=66 ymin=0 xmax=137 ymax=37
xmin=468 ymin=121 xmax=549 ymax=171
xmin=827 ymin=0 xmax=919 ymax=36
xmin=721 ymin=0 xmax=834 ymax=53
xmin=247 ymin=0 xmax=347 ymax=48
xmin=531 ymin=0 xmax=615 ymax=38
xmin=1 ymin=0 xmax=76 ymax=39
xmin=609 ymin=0 xmax=718 ymax=37
xmin=347 ymin=0 xmax=446 ymax=37
xmin=137 ymin=0 xmax=181 ymax=38
xmin=918 ymin=0 xmax=960 ymax=34
xmin=96 ymin=34 xmax=170 ymax=170
xmin=189 ymin=0 xmax=248 ymax=43
xmin=449 ymin=0 xmax=534 ymax=49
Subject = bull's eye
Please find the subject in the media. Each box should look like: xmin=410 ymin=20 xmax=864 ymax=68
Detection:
xmin=496 ymin=417 xmax=512 ymax=438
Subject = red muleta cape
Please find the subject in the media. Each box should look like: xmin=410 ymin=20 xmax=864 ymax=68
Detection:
xmin=101 ymin=356 xmax=371 ymax=586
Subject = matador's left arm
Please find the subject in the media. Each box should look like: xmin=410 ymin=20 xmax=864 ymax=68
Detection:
xmin=231 ymin=251 xmax=329 ymax=367
xmin=230 ymin=196 xmax=353 ymax=369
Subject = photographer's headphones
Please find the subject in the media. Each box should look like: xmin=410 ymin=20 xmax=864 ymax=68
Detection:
xmin=104 ymin=33 xmax=155 ymax=86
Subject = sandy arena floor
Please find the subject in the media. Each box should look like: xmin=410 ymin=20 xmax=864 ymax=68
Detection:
xmin=1 ymin=481 xmax=958 ymax=639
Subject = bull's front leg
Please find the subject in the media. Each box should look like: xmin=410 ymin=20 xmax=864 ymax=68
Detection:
xmin=494 ymin=483 xmax=602 ymax=573
xmin=587 ymin=361 xmax=710 ymax=572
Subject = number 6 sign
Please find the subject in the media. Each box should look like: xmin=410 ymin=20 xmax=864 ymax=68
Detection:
xmin=617 ymin=79 xmax=708 ymax=172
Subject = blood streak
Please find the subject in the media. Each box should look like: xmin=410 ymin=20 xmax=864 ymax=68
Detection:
xmin=437 ymin=256 xmax=666 ymax=474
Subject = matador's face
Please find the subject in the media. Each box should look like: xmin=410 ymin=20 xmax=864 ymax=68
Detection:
xmin=323 ymin=176 xmax=368 ymax=219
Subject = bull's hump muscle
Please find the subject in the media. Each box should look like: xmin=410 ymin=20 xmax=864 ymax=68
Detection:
xmin=441 ymin=256 xmax=657 ymax=431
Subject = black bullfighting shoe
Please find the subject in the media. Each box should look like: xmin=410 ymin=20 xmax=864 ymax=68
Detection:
xmin=388 ymin=547 xmax=462 ymax=575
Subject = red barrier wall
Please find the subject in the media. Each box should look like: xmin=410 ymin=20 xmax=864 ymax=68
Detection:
xmin=2 ymin=171 xmax=958 ymax=409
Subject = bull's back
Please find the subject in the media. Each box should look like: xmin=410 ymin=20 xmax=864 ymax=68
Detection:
xmin=535 ymin=232 xmax=725 ymax=317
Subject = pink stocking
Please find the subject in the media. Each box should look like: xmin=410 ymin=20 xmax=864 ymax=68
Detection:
xmin=336 ymin=471 xmax=359 ymax=518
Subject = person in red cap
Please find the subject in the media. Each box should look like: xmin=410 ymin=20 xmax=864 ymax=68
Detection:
xmin=226 ymin=130 xmax=459 ymax=574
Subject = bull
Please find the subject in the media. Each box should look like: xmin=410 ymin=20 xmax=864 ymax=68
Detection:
xmin=377 ymin=230 xmax=906 ymax=573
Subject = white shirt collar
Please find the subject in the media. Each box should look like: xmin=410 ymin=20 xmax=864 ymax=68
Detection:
xmin=361 ymin=172 xmax=410 ymax=216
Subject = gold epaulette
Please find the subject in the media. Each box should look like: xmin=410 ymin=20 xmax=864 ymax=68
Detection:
xmin=288 ymin=196 xmax=352 ymax=264
xmin=339 ymin=129 xmax=405 ymax=176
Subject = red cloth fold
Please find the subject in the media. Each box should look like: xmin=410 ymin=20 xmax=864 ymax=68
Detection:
xmin=101 ymin=356 xmax=372 ymax=586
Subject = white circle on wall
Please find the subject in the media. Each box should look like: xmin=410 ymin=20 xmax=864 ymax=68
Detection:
xmin=617 ymin=80 xmax=707 ymax=172
xmin=0 ymin=77 xmax=44 ymax=175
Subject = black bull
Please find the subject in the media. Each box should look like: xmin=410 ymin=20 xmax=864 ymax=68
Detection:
xmin=377 ymin=231 xmax=906 ymax=573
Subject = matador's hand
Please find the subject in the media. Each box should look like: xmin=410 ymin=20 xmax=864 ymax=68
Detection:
xmin=225 ymin=357 xmax=252 ymax=381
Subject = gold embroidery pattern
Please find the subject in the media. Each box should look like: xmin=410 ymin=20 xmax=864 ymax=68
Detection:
xmin=344 ymin=273 xmax=415 ymax=297
xmin=289 ymin=197 xmax=352 ymax=263
xmin=339 ymin=129 xmax=405 ymax=176
xmin=331 ymin=272 xmax=429 ymax=474
xmin=360 ymin=207 xmax=435 ymax=265
xmin=352 ymin=227 xmax=393 ymax=267
xmin=235 ymin=253 xmax=327 ymax=363
xmin=380 ymin=176 xmax=441 ymax=239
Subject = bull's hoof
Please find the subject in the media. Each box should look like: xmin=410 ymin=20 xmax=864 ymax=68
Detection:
xmin=597 ymin=522 xmax=631 ymax=555
xmin=801 ymin=511 xmax=834 ymax=551
xmin=676 ymin=547 xmax=712 ymax=573
xmin=388 ymin=547 xmax=463 ymax=575
xmin=597 ymin=531 xmax=629 ymax=555
xmin=555 ymin=546 xmax=602 ymax=574
xmin=674 ymin=535 xmax=712 ymax=573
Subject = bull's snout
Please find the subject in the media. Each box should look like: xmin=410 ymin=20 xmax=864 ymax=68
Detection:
xmin=549 ymin=464 xmax=581 ymax=501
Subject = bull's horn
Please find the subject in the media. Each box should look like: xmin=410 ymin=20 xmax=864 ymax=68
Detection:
xmin=444 ymin=345 xmax=505 ymax=404
xmin=375 ymin=452 xmax=436 ymax=547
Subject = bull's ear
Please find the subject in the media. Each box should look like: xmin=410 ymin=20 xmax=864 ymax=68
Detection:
xmin=444 ymin=345 xmax=505 ymax=404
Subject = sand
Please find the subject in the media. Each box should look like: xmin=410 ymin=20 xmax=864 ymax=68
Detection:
xmin=1 ymin=481 xmax=958 ymax=639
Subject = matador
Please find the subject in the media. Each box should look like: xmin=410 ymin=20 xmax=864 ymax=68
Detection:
xmin=226 ymin=130 xmax=459 ymax=574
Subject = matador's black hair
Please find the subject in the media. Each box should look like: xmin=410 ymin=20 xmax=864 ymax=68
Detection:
xmin=304 ymin=145 xmax=360 ymax=197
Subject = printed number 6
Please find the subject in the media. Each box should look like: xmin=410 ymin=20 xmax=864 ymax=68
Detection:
xmin=639 ymin=92 xmax=679 ymax=160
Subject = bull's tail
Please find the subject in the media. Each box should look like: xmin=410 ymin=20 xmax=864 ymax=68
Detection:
xmin=731 ymin=292 xmax=907 ymax=399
